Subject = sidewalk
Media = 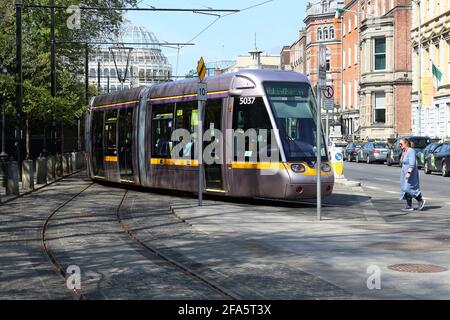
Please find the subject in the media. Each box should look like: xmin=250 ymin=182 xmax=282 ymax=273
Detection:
xmin=171 ymin=180 xmax=450 ymax=299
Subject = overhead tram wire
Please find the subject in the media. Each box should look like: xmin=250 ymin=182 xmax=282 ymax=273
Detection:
xmin=180 ymin=0 xmax=274 ymax=48
xmin=21 ymin=4 xmax=240 ymax=13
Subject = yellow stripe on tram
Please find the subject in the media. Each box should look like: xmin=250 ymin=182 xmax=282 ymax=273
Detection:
xmin=105 ymin=156 xmax=118 ymax=162
xmin=150 ymin=158 xmax=199 ymax=166
xmin=93 ymin=100 xmax=139 ymax=110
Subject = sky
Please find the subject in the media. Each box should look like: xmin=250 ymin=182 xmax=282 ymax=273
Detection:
xmin=126 ymin=0 xmax=309 ymax=77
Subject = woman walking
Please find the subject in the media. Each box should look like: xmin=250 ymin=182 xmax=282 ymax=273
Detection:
xmin=400 ymin=138 xmax=426 ymax=212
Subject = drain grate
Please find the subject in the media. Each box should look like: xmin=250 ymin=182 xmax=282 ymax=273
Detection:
xmin=388 ymin=264 xmax=448 ymax=273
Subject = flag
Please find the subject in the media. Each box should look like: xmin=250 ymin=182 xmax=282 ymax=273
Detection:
xmin=431 ymin=61 xmax=443 ymax=89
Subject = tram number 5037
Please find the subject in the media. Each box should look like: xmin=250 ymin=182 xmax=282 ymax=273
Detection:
xmin=239 ymin=97 xmax=255 ymax=105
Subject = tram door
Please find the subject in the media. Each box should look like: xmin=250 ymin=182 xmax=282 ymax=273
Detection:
xmin=203 ymin=99 xmax=223 ymax=190
xmin=118 ymin=107 xmax=134 ymax=182
xmin=92 ymin=111 xmax=105 ymax=177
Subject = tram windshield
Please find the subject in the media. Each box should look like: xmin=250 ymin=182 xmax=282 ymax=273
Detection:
xmin=264 ymin=82 xmax=327 ymax=162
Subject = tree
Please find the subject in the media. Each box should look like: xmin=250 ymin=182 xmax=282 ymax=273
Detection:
xmin=0 ymin=0 xmax=137 ymax=157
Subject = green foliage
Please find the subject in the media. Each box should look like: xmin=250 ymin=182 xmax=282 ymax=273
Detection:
xmin=0 ymin=0 xmax=136 ymax=124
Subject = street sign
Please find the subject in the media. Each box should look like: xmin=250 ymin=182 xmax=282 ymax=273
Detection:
xmin=322 ymin=85 xmax=334 ymax=110
xmin=323 ymin=99 xmax=334 ymax=110
xmin=197 ymin=82 xmax=207 ymax=101
xmin=197 ymin=56 xmax=206 ymax=82
xmin=323 ymin=85 xmax=334 ymax=99
xmin=318 ymin=44 xmax=327 ymax=89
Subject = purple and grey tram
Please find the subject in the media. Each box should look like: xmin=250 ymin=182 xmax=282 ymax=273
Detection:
xmin=85 ymin=69 xmax=334 ymax=200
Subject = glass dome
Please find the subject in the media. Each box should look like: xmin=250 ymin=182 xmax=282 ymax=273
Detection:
xmin=117 ymin=25 xmax=161 ymax=50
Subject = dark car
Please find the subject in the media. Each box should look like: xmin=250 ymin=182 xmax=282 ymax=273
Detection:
xmin=356 ymin=141 xmax=389 ymax=164
xmin=417 ymin=142 xmax=440 ymax=168
xmin=344 ymin=142 xmax=362 ymax=162
xmin=423 ymin=142 xmax=450 ymax=177
xmin=386 ymin=136 xmax=431 ymax=166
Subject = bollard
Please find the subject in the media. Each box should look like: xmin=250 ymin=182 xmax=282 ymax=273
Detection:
xmin=55 ymin=154 xmax=63 ymax=177
xmin=71 ymin=152 xmax=76 ymax=171
xmin=46 ymin=155 xmax=56 ymax=181
xmin=6 ymin=160 xmax=19 ymax=196
xmin=62 ymin=154 xmax=70 ymax=175
xmin=36 ymin=156 xmax=47 ymax=185
xmin=0 ymin=154 xmax=7 ymax=188
xmin=21 ymin=159 xmax=34 ymax=190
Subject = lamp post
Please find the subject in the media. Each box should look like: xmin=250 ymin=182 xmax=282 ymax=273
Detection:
xmin=1 ymin=67 xmax=9 ymax=187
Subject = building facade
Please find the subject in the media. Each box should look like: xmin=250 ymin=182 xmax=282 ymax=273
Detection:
xmin=304 ymin=0 xmax=344 ymax=138
xmin=411 ymin=1 xmax=450 ymax=139
xmin=88 ymin=24 xmax=172 ymax=93
xmin=358 ymin=0 xmax=412 ymax=140
xmin=340 ymin=0 xmax=360 ymax=139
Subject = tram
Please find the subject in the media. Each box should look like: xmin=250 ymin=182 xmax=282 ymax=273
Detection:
xmin=85 ymin=69 xmax=334 ymax=200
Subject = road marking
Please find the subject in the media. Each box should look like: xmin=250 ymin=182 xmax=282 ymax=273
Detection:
xmin=365 ymin=186 xmax=380 ymax=190
xmin=385 ymin=191 xmax=397 ymax=194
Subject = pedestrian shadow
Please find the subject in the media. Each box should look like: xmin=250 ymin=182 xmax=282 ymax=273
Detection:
xmin=384 ymin=205 xmax=442 ymax=217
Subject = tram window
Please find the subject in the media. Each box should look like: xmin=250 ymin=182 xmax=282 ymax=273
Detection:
xmin=104 ymin=110 xmax=118 ymax=157
xmin=151 ymin=103 xmax=174 ymax=158
xmin=232 ymin=97 xmax=274 ymax=162
xmin=92 ymin=110 xmax=104 ymax=175
xmin=264 ymin=81 xmax=327 ymax=161
xmin=173 ymin=101 xmax=197 ymax=159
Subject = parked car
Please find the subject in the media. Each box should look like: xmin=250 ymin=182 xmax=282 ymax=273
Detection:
xmin=417 ymin=142 xmax=440 ymax=169
xmin=344 ymin=142 xmax=362 ymax=162
xmin=386 ymin=136 xmax=431 ymax=166
xmin=423 ymin=142 xmax=450 ymax=177
xmin=356 ymin=141 xmax=389 ymax=164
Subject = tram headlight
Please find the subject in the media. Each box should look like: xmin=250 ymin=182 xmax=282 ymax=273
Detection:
xmin=291 ymin=163 xmax=306 ymax=173
xmin=321 ymin=163 xmax=332 ymax=172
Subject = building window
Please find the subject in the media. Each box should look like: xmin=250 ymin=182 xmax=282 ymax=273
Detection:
xmin=329 ymin=26 xmax=335 ymax=39
xmin=348 ymin=18 xmax=352 ymax=31
xmin=348 ymin=48 xmax=352 ymax=67
xmin=374 ymin=38 xmax=386 ymax=70
xmin=354 ymin=44 xmax=358 ymax=65
xmin=317 ymin=28 xmax=323 ymax=41
xmin=342 ymin=49 xmax=345 ymax=69
xmin=348 ymin=82 xmax=352 ymax=107
xmin=374 ymin=92 xmax=386 ymax=123
xmin=343 ymin=83 xmax=346 ymax=108
xmin=324 ymin=27 xmax=329 ymax=40
xmin=326 ymin=48 xmax=331 ymax=71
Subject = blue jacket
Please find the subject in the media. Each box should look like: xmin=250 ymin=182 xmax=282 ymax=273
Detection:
xmin=400 ymin=148 xmax=421 ymax=200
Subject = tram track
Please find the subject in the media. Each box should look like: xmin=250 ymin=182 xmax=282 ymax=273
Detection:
xmin=41 ymin=182 xmax=94 ymax=300
xmin=116 ymin=190 xmax=241 ymax=300
xmin=42 ymin=179 xmax=240 ymax=299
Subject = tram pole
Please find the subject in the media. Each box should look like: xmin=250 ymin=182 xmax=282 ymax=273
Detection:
xmin=197 ymin=97 xmax=205 ymax=206
xmin=316 ymin=88 xmax=322 ymax=221
xmin=15 ymin=0 xmax=23 ymax=166
xmin=317 ymin=44 xmax=326 ymax=221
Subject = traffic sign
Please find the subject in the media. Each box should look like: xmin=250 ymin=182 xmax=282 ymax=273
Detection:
xmin=323 ymin=85 xmax=334 ymax=99
xmin=323 ymin=98 xmax=334 ymax=110
xmin=318 ymin=44 xmax=327 ymax=89
xmin=197 ymin=56 xmax=206 ymax=82
xmin=197 ymin=82 xmax=207 ymax=101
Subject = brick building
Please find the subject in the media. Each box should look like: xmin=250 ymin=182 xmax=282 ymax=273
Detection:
xmin=357 ymin=0 xmax=412 ymax=139
xmin=340 ymin=0 xmax=360 ymax=138
xmin=304 ymin=0 xmax=344 ymax=138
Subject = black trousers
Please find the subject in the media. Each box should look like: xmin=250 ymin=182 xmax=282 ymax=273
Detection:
xmin=405 ymin=193 xmax=423 ymax=207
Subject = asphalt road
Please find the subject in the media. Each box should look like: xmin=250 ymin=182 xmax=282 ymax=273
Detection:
xmin=344 ymin=161 xmax=450 ymax=202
